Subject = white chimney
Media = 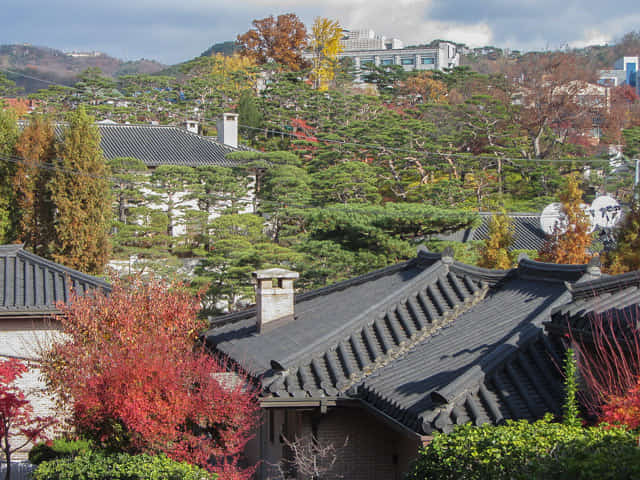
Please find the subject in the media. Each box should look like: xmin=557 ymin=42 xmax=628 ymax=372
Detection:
xmin=183 ymin=120 xmax=199 ymax=134
xmin=216 ymin=113 xmax=238 ymax=148
xmin=253 ymin=268 xmax=299 ymax=333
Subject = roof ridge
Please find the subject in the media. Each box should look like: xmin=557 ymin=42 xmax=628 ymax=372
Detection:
xmin=274 ymin=261 xmax=448 ymax=370
xmin=517 ymin=258 xmax=588 ymax=283
xmin=0 ymin=244 xmax=25 ymax=256
xmin=206 ymin=258 xmax=423 ymax=329
xmin=568 ymin=270 xmax=640 ymax=299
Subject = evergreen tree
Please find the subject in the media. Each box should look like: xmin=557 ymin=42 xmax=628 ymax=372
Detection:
xmin=149 ymin=165 xmax=194 ymax=244
xmin=238 ymin=90 xmax=263 ymax=141
xmin=49 ymin=107 xmax=111 ymax=274
xmin=0 ymin=109 xmax=19 ymax=243
xmin=14 ymin=115 xmax=56 ymax=255
xmin=478 ymin=210 xmax=514 ymax=270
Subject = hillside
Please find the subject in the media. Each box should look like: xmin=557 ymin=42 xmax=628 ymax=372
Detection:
xmin=0 ymin=44 xmax=165 ymax=93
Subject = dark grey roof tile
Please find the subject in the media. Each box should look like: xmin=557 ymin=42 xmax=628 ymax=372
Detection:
xmin=0 ymin=245 xmax=110 ymax=315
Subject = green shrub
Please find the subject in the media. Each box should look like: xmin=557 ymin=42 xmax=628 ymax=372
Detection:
xmin=407 ymin=415 xmax=640 ymax=480
xmin=33 ymin=451 xmax=217 ymax=480
xmin=29 ymin=438 xmax=93 ymax=465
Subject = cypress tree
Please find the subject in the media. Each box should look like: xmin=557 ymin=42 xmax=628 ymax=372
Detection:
xmin=0 ymin=108 xmax=19 ymax=243
xmin=49 ymin=107 xmax=111 ymax=274
xmin=14 ymin=115 xmax=57 ymax=256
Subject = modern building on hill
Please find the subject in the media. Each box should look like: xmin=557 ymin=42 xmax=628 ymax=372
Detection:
xmin=598 ymin=56 xmax=640 ymax=95
xmin=305 ymin=28 xmax=460 ymax=80
xmin=205 ymin=248 xmax=624 ymax=479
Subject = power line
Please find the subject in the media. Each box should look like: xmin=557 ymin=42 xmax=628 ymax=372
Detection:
xmin=1 ymin=66 xmax=620 ymax=166
xmin=0 ymin=67 xmax=68 ymax=87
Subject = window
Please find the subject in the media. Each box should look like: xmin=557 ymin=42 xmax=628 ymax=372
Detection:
xmin=381 ymin=58 xmax=394 ymax=65
xmin=401 ymin=57 xmax=415 ymax=65
xmin=360 ymin=58 xmax=374 ymax=66
xmin=421 ymin=57 xmax=435 ymax=65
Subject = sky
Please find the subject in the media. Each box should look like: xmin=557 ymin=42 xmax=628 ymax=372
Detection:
xmin=2 ymin=0 xmax=639 ymax=65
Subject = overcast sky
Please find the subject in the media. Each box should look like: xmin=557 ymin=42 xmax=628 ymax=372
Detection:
xmin=2 ymin=0 xmax=639 ymax=65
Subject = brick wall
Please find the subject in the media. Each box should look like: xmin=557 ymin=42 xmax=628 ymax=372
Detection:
xmin=298 ymin=406 xmax=420 ymax=480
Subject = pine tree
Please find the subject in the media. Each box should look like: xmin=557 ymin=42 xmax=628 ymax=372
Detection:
xmin=478 ymin=210 xmax=514 ymax=270
xmin=14 ymin=115 xmax=57 ymax=256
xmin=49 ymin=107 xmax=111 ymax=274
xmin=539 ymin=174 xmax=592 ymax=264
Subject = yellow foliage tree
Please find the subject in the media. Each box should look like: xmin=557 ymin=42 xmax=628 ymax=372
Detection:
xmin=539 ymin=174 xmax=592 ymax=264
xmin=479 ymin=210 xmax=514 ymax=270
xmin=309 ymin=17 xmax=344 ymax=91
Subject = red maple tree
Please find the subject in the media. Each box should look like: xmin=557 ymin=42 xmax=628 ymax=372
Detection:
xmin=569 ymin=304 xmax=640 ymax=427
xmin=41 ymin=280 xmax=260 ymax=479
xmin=0 ymin=359 xmax=55 ymax=480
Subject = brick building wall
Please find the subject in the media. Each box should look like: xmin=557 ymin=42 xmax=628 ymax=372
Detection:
xmin=250 ymin=405 xmax=421 ymax=480
xmin=301 ymin=406 xmax=420 ymax=480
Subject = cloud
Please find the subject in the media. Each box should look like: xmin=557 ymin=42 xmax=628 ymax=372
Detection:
xmin=1 ymin=0 xmax=639 ymax=64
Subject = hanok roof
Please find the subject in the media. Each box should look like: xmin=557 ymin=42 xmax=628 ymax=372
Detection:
xmin=205 ymin=250 xmax=592 ymax=435
xmin=51 ymin=123 xmax=251 ymax=168
xmin=0 ymin=244 xmax=110 ymax=316
xmin=433 ymin=213 xmax=546 ymax=251
xmin=548 ymin=270 xmax=640 ymax=334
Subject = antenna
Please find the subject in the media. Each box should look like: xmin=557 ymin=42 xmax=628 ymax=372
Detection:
xmin=540 ymin=202 xmax=565 ymax=235
xmin=590 ymin=195 xmax=622 ymax=229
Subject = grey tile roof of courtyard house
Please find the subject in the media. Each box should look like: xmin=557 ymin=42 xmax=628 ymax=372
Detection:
xmin=205 ymin=250 xmax=591 ymax=435
xmin=97 ymin=124 xmax=252 ymax=167
xmin=0 ymin=244 xmax=111 ymax=316
xmin=433 ymin=213 xmax=546 ymax=251
xmin=547 ymin=270 xmax=640 ymax=333
xmin=50 ymin=123 xmax=251 ymax=168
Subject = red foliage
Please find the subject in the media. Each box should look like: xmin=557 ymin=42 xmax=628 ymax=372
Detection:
xmin=0 ymin=359 xmax=56 ymax=477
xmin=43 ymin=280 xmax=260 ymax=478
xmin=569 ymin=304 xmax=640 ymax=427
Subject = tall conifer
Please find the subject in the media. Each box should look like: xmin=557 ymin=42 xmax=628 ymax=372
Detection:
xmin=49 ymin=107 xmax=111 ymax=274
xmin=0 ymin=109 xmax=19 ymax=243
xmin=14 ymin=115 xmax=56 ymax=255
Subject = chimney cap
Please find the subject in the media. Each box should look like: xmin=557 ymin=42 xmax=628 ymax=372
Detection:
xmin=253 ymin=268 xmax=299 ymax=280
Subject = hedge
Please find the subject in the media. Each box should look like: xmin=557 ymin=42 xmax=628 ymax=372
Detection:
xmin=33 ymin=451 xmax=217 ymax=480
xmin=29 ymin=438 xmax=93 ymax=465
xmin=407 ymin=415 xmax=640 ymax=480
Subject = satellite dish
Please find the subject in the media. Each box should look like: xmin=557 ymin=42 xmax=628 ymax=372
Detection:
xmin=591 ymin=195 xmax=622 ymax=229
xmin=540 ymin=203 xmax=565 ymax=235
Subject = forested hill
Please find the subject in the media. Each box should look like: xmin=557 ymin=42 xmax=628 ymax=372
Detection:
xmin=0 ymin=44 xmax=165 ymax=93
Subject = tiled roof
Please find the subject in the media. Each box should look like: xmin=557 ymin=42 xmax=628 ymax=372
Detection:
xmin=53 ymin=123 xmax=251 ymax=168
xmin=548 ymin=270 xmax=640 ymax=333
xmin=433 ymin=213 xmax=546 ymax=251
xmin=0 ymin=244 xmax=110 ymax=316
xmin=205 ymin=250 xmax=591 ymax=435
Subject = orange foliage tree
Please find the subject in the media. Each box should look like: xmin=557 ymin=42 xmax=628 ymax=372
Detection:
xmin=41 ymin=279 xmax=260 ymax=479
xmin=397 ymin=72 xmax=448 ymax=105
xmin=237 ymin=13 xmax=309 ymax=71
xmin=539 ymin=174 xmax=592 ymax=264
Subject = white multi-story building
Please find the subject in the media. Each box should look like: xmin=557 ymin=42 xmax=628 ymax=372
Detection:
xmin=329 ymin=29 xmax=460 ymax=80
